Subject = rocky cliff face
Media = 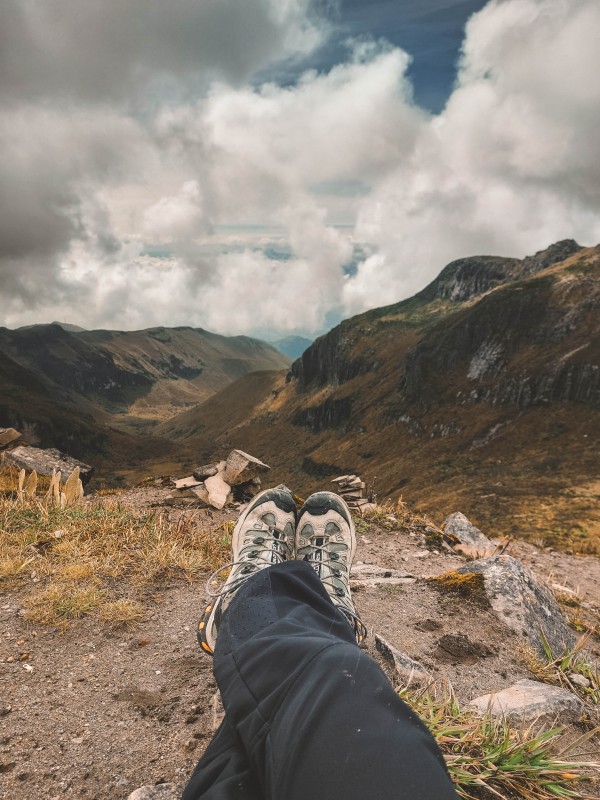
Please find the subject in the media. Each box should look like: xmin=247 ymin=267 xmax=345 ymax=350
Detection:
xmin=291 ymin=240 xmax=595 ymax=410
xmin=290 ymin=324 xmax=368 ymax=390
xmin=403 ymin=263 xmax=600 ymax=410
xmin=417 ymin=239 xmax=582 ymax=303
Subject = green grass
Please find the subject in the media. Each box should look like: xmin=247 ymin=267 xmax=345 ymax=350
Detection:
xmin=523 ymin=632 xmax=600 ymax=706
xmin=401 ymin=683 xmax=599 ymax=799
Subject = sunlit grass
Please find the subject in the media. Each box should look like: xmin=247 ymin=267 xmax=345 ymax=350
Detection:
xmin=401 ymin=682 xmax=599 ymax=799
xmin=522 ymin=632 xmax=600 ymax=706
xmin=0 ymin=467 xmax=230 ymax=626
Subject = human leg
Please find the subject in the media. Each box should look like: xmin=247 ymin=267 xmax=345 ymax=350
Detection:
xmin=212 ymin=559 xmax=458 ymax=800
xmin=184 ymin=489 xmax=458 ymax=800
xmin=181 ymin=717 xmax=261 ymax=800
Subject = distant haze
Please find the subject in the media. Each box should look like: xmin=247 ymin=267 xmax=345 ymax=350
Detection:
xmin=1 ymin=0 xmax=599 ymax=338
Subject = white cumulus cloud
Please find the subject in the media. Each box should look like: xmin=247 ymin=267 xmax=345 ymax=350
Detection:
xmin=1 ymin=0 xmax=599 ymax=338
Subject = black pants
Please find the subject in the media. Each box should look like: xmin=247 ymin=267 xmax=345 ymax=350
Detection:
xmin=183 ymin=560 xmax=458 ymax=800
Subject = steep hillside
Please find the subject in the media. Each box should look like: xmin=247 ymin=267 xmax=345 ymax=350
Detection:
xmin=0 ymin=324 xmax=288 ymax=480
xmin=0 ymin=349 xmax=181 ymax=475
xmin=80 ymin=327 xmax=289 ymax=420
xmin=0 ymin=324 xmax=289 ymax=423
xmin=161 ymin=241 xmax=600 ymax=551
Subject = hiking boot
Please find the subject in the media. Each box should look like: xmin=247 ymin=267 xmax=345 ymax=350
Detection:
xmin=197 ymin=486 xmax=296 ymax=655
xmin=296 ymin=491 xmax=367 ymax=644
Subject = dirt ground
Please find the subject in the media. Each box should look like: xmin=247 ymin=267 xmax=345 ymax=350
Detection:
xmin=1 ymin=488 xmax=599 ymax=799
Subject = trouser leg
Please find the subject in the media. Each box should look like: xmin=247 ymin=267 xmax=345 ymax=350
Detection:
xmin=181 ymin=715 xmax=262 ymax=800
xmin=185 ymin=559 xmax=458 ymax=800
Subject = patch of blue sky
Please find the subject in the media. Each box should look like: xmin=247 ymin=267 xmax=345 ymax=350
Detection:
xmin=264 ymin=244 xmax=293 ymax=261
xmin=140 ymin=245 xmax=175 ymax=259
xmin=342 ymin=243 xmax=371 ymax=278
xmin=256 ymin=0 xmax=488 ymax=113
xmin=310 ymin=179 xmax=371 ymax=198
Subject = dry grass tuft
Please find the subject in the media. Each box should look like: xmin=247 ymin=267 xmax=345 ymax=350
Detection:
xmin=357 ymin=497 xmax=454 ymax=548
xmin=401 ymin=682 xmax=600 ymax=799
xmin=522 ymin=632 xmax=600 ymax=705
xmin=0 ymin=472 xmax=230 ymax=626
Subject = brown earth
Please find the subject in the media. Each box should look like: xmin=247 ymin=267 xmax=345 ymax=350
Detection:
xmin=1 ymin=486 xmax=599 ymax=799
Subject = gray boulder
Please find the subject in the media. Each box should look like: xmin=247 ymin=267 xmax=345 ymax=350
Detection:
xmin=444 ymin=512 xmax=496 ymax=557
xmin=456 ymin=555 xmax=575 ymax=657
xmin=470 ymin=679 xmax=583 ymax=724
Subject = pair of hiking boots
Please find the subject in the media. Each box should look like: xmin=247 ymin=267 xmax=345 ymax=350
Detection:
xmin=198 ymin=487 xmax=367 ymax=655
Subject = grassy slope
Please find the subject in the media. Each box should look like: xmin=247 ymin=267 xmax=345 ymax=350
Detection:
xmin=156 ymin=250 xmax=600 ymax=551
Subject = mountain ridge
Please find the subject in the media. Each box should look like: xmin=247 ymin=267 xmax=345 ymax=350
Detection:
xmin=160 ymin=241 xmax=600 ymax=551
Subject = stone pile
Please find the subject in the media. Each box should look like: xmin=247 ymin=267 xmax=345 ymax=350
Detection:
xmin=331 ymin=474 xmax=369 ymax=511
xmin=167 ymin=449 xmax=270 ymax=511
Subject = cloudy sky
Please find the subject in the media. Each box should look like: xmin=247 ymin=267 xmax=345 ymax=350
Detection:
xmin=1 ymin=0 xmax=599 ymax=339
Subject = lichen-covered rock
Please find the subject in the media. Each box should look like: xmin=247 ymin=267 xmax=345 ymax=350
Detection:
xmin=456 ymin=556 xmax=575 ymax=657
xmin=5 ymin=445 xmax=94 ymax=484
xmin=427 ymin=570 xmax=488 ymax=604
xmin=470 ymin=679 xmax=583 ymax=724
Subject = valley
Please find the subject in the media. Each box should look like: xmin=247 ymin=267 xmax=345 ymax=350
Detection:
xmin=1 ymin=240 xmax=598 ymax=550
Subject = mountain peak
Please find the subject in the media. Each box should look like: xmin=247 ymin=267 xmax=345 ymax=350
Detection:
xmin=419 ymin=239 xmax=583 ymax=303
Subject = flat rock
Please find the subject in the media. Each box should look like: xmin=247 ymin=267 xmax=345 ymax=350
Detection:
xmin=331 ymin=474 xmax=352 ymax=483
xmin=127 ymin=784 xmax=180 ymax=800
xmin=222 ymin=450 xmax=270 ymax=486
xmin=375 ymin=634 xmax=432 ymax=686
xmin=204 ymin=473 xmax=233 ymax=510
xmin=0 ymin=428 xmax=22 ymax=450
xmin=4 ymin=445 xmax=94 ymax=484
xmin=470 ymin=679 xmax=584 ymax=724
xmin=444 ymin=512 xmax=496 ymax=557
xmin=174 ymin=476 xmax=202 ymax=490
xmin=456 ymin=555 xmax=575 ymax=657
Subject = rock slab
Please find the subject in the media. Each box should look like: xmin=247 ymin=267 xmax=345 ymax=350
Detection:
xmin=375 ymin=634 xmax=432 ymax=686
xmin=222 ymin=450 xmax=270 ymax=486
xmin=4 ymin=445 xmax=94 ymax=484
xmin=470 ymin=679 xmax=584 ymax=724
xmin=204 ymin=473 xmax=233 ymax=510
xmin=456 ymin=555 xmax=575 ymax=658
